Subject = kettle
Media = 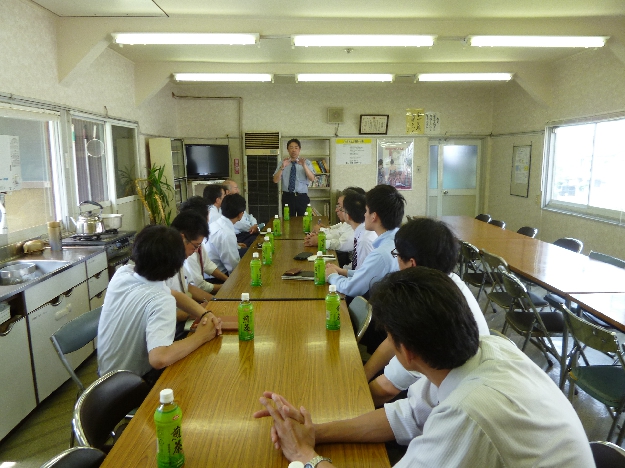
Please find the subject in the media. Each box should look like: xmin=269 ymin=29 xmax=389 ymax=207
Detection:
xmin=70 ymin=201 xmax=106 ymax=235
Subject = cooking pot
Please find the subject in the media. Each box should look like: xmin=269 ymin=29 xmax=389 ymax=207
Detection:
xmin=70 ymin=201 xmax=105 ymax=235
xmin=101 ymin=213 xmax=123 ymax=231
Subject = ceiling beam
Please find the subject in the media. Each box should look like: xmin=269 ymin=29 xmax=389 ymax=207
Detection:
xmin=514 ymin=63 xmax=554 ymax=107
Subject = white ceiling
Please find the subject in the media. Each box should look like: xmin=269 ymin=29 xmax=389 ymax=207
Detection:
xmin=32 ymin=0 xmax=625 ymax=97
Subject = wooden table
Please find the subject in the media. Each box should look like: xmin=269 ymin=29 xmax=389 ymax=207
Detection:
xmin=568 ymin=293 xmax=625 ymax=332
xmin=217 ymin=239 xmax=338 ymax=301
xmin=100 ymin=301 xmax=390 ymax=468
xmin=441 ymin=216 xmax=625 ymax=296
xmin=266 ymin=216 xmax=328 ymax=240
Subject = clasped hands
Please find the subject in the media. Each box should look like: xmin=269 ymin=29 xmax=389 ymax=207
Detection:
xmin=253 ymin=391 xmax=319 ymax=463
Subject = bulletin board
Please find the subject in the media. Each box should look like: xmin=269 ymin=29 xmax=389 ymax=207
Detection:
xmin=510 ymin=145 xmax=531 ymax=197
xmin=335 ymin=139 xmax=373 ymax=165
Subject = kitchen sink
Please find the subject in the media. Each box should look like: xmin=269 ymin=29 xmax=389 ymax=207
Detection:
xmin=0 ymin=259 xmax=71 ymax=285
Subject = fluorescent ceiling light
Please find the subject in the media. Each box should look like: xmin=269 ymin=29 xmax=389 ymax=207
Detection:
xmin=293 ymin=35 xmax=435 ymax=47
xmin=297 ymin=74 xmax=394 ymax=82
xmin=469 ymin=36 xmax=607 ymax=48
xmin=418 ymin=73 xmax=513 ymax=82
xmin=113 ymin=33 xmax=259 ymax=45
xmin=174 ymin=73 xmax=272 ymax=82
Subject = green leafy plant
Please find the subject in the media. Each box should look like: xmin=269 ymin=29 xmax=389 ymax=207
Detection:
xmin=136 ymin=164 xmax=174 ymax=226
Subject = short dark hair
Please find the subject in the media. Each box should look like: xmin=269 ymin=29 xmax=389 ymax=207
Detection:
xmin=132 ymin=225 xmax=185 ymax=281
xmin=343 ymin=192 xmax=366 ymax=224
xmin=343 ymin=186 xmax=365 ymax=195
xmin=394 ymin=218 xmax=459 ymax=274
xmin=203 ymin=184 xmax=225 ymax=205
xmin=286 ymin=138 xmax=301 ymax=149
xmin=369 ymin=267 xmax=479 ymax=370
xmin=365 ymin=184 xmax=405 ymax=230
xmin=221 ymin=193 xmax=246 ymax=219
xmin=179 ymin=196 xmax=208 ymax=220
xmin=171 ymin=210 xmax=209 ymax=241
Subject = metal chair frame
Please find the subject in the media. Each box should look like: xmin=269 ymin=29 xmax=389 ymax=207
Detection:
xmin=459 ymin=241 xmax=491 ymax=301
xmin=348 ymin=296 xmax=372 ymax=343
xmin=40 ymin=446 xmax=105 ymax=468
xmin=500 ymin=269 xmax=563 ymax=367
xmin=560 ymin=305 xmax=625 ymax=445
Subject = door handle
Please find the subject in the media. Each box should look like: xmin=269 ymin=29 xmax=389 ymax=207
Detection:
xmin=442 ymin=190 xmax=449 ymax=195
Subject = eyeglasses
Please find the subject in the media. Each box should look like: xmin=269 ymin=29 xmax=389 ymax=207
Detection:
xmin=185 ymin=236 xmax=202 ymax=252
xmin=335 ymin=204 xmax=345 ymax=212
xmin=391 ymin=248 xmax=399 ymax=258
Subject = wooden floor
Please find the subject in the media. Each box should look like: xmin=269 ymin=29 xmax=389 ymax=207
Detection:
xmin=0 ymin=283 xmax=622 ymax=467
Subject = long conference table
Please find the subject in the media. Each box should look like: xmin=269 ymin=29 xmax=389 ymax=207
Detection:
xmin=441 ymin=216 xmax=625 ymax=331
xmin=100 ymin=217 xmax=390 ymax=467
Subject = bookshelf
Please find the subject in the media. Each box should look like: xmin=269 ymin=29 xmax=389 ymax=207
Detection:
xmin=281 ymin=137 xmax=331 ymax=217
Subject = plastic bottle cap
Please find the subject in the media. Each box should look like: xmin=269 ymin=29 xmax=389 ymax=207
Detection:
xmin=285 ymin=204 xmax=289 ymax=207
xmin=264 ymin=236 xmax=270 ymax=241
xmin=275 ymin=215 xmax=279 ymax=218
xmin=317 ymin=251 xmax=323 ymax=256
xmin=160 ymin=388 xmax=174 ymax=404
xmin=241 ymin=293 xmax=250 ymax=301
xmin=267 ymin=228 xmax=272 ymax=233
xmin=252 ymin=252 xmax=259 ymax=258
xmin=307 ymin=204 xmax=311 ymax=206
xmin=329 ymin=285 xmax=337 ymax=292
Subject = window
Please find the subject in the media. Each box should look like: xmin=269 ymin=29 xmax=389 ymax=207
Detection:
xmin=71 ymin=117 xmax=108 ymax=203
xmin=110 ymin=124 xmax=138 ymax=200
xmin=0 ymin=105 xmax=61 ymax=239
xmin=545 ymin=117 xmax=625 ymax=225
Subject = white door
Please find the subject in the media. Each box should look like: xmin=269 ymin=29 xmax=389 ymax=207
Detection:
xmin=428 ymin=140 xmax=480 ymax=217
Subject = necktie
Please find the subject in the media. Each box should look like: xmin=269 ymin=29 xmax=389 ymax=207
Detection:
xmin=288 ymin=161 xmax=297 ymax=192
xmin=352 ymin=236 xmax=358 ymax=270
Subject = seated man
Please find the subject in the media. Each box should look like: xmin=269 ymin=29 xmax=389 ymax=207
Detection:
xmin=304 ymin=188 xmax=361 ymax=267
xmin=203 ymin=183 xmax=225 ymax=225
xmin=178 ymin=196 xmax=229 ymax=291
xmin=222 ymin=179 xmax=259 ymax=247
xmin=255 ymin=268 xmax=594 ymax=467
xmin=364 ymin=218 xmax=489 ymax=407
xmin=206 ymin=193 xmax=246 ymax=275
xmin=325 ymin=184 xmax=405 ymax=299
xmin=318 ymin=191 xmax=377 ymax=275
xmin=97 ymin=225 xmax=222 ymax=385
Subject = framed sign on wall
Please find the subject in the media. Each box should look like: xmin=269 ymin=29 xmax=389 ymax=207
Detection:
xmin=359 ymin=115 xmax=389 ymax=135
xmin=510 ymin=144 xmax=532 ymax=197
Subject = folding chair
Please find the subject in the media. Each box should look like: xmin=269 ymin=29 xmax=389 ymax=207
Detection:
xmin=73 ymin=370 xmax=150 ymax=453
xmin=40 ymin=446 xmax=105 ymax=468
xmin=488 ymin=219 xmax=506 ymax=229
xmin=561 ymin=306 xmax=625 ymax=445
xmin=544 ymin=237 xmax=584 ymax=308
xmin=590 ymin=441 xmax=625 ymax=468
xmin=459 ymin=241 xmax=491 ymax=301
xmin=348 ymin=296 xmax=372 ymax=343
xmin=500 ymin=269 xmax=563 ymax=367
xmin=517 ymin=226 xmax=538 ymax=238
xmin=475 ymin=213 xmax=491 ymax=223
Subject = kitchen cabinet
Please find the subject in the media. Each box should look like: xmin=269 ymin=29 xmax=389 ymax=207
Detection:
xmin=0 ymin=316 xmax=37 ymax=440
xmin=86 ymin=251 xmax=108 ymax=311
xmin=25 ymin=263 xmax=90 ymax=402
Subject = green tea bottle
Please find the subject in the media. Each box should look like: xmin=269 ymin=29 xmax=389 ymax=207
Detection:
xmin=238 ymin=292 xmax=254 ymax=341
xmin=314 ymin=251 xmax=325 ymax=285
xmin=283 ymin=204 xmax=290 ymax=221
xmin=273 ymin=215 xmax=281 ymax=237
xmin=262 ymin=236 xmax=273 ymax=265
xmin=266 ymin=228 xmax=275 ymax=253
xmin=317 ymin=230 xmax=327 ymax=254
xmin=155 ymin=388 xmax=185 ymax=468
xmin=250 ymin=252 xmax=262 ymax=287
xmin=325 ymin=285 xmax=341 ymax=330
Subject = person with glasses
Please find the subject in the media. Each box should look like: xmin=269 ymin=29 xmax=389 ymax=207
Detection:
xmin=206 ymin=193 xmax=247 ymax=275
xmin=255 ymin=268 xmax=593 ymax=468
xmin=97 ymin=225 xmax=222 ymax=387
xmin=179 ymin=196 xmax=229 ymax=293
xmin=365 ymin=218 xmax=489 ymax=407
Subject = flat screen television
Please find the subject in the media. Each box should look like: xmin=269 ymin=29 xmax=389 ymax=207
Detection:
xmin=185 ymin=144 xmax=230 ymax=179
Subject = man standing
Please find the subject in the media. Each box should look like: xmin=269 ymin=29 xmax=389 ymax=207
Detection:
xmin=206 ymin=193 xmax=247 ymax=275
xmin=222 ymin=179 xmax=259 ymax=247
xmin=255 ymin=268 xmax=594 ymax=468
xmin=97 ymin=225 xmax=221 ymax=385
xmin=273 ymin=138 xmax=315 ymax=216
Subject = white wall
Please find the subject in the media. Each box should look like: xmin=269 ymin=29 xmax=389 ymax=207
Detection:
xmin=488 ymin=48 xmax=625 ymax=257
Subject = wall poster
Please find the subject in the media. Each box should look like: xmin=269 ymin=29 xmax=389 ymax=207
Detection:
xmin=377 ymin=139 xmax=414 ymax=190
xmin=335 ymin=139 xmax=373 ymax=165
xmin=510 ymin=144 xmax=531 ymax=197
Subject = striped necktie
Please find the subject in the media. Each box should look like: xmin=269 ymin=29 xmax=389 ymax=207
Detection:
xmin=352 ymin=236 xmax=358 ymax=270
xmin=288 ymin=161 xmax=297 ymax=192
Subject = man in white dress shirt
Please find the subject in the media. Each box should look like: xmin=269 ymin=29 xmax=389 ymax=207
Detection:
xmin=203 ymin=183 xmax=225 ymax=225
xmin=255 ymin=268 xmax=594 ymax=468
xmin=206 ymin=193 xmax=246 ymax=275
xmin=222 ymin=179 xmax=259 ymax=247
xmin=364 ymin=217 xmax=489 ymax=407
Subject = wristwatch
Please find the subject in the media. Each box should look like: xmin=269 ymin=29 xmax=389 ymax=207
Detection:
xmin=304 ymin=456 xmax=332 ymax=468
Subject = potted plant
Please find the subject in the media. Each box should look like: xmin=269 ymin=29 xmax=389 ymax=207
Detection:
xmin=135 ymin=164 xmax=174 ymax=226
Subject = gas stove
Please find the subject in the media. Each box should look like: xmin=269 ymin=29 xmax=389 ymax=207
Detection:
xmin=62 ymin=230 xmax=136 ymax=277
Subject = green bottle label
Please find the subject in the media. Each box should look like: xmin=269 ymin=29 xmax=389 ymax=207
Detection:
xmin=273 ymin=218 xmax=281 ymax=236
xmin=238 ymin=302 xmax=254 ymax=340
xmin=250 ymin=259 xmax=262 ymax=286
xmin=314 ymin=257 xmax=325 ymax=285
xmin=303 ymin=215 xmax=311 ymax=233
xmin=317 ymin=231 xmax=326 ymax=254
xmin=326 ymin=293 xmax=341 ymax=330
xmin=267 ymin=232 xmax=275 ymax=252
xmin=155 ymin=405 xmax=185 ymax=468
xmin=284 ymin=206 xmax=290 ymax=220
xmin=262 ymin=242 xmax=273 ymax=265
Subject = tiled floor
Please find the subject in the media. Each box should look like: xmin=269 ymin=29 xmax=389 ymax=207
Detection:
xmin=0 ymin=283 xmax=622 ymax=467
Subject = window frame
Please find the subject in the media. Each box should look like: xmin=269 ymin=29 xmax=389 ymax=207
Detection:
xmin=543 ymin=116 xmax=625 ymax=226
